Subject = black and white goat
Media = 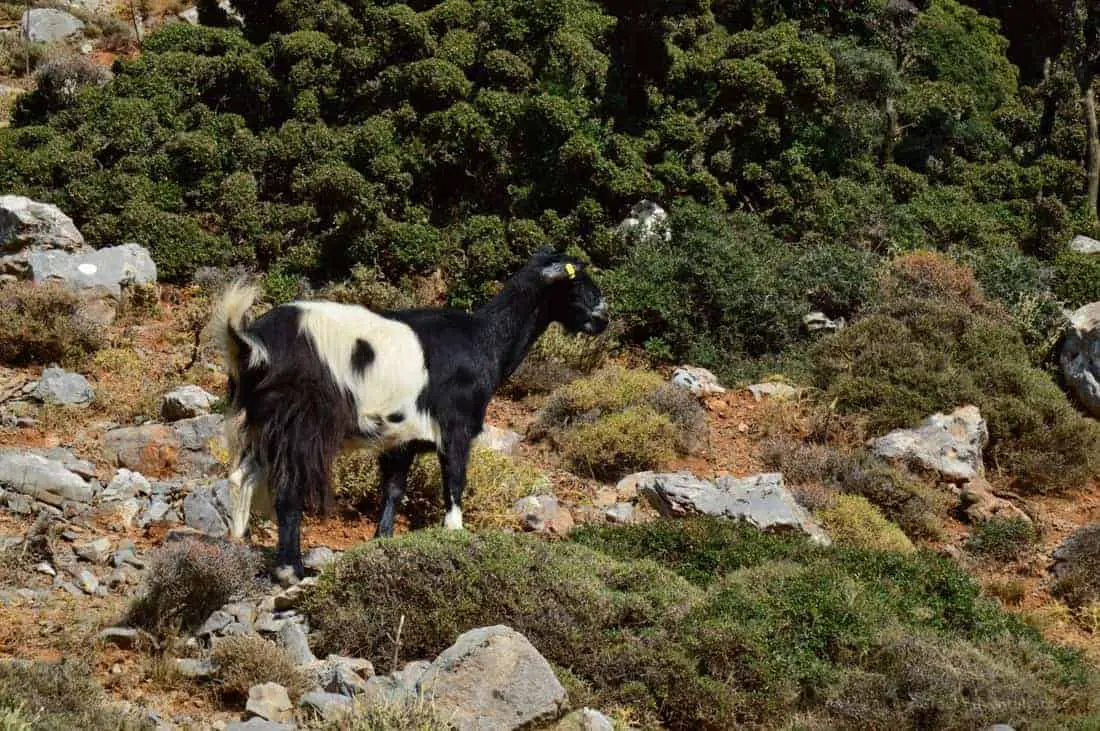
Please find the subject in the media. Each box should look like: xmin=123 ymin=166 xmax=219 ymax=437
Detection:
xmin=211 ymin=252 xmax=609 ymax=581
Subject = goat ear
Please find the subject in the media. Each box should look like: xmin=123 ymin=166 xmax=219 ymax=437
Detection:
xmin=540 ymin=261 xmax=578 ymax=283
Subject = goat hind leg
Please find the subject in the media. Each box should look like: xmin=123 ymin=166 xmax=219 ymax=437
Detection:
xmin=375 ymin=445 xmax=414 ymax=538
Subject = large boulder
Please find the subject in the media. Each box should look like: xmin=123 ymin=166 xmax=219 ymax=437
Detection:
xmin=871 ymin=405 xmax=987 ymax=483
xmin=0 ymin=195 xmax=84 ymax=267
xmin=30 ymin=366 xmax=94 ymax=406
xmin=159 ymin=385 xmax=218 ymax=421
xmin=1060 ymin=302 xmax=1100 ymax=418
xmin=1070 ymin=234 xmax=1100 ymax=255
xmin=635 ymin=471 xmax=831 ymax=546
xmin=104 ymin=414 xmax=225 ymax=478
xmin=26 ymin=243 xmax=157 ymax=297
xmin=418 ymin=625 xmax=568 ymax=731
xmin=20 ymin=9 xmax=85 ymax=43
xmin=0 ymin=449 xmax=94 ymax=506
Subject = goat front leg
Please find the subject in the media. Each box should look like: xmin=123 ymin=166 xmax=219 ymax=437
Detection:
xmin=439 ymin=430 xmax=473 ymax=530
xmin=375 ymin=446 xmax=415 ymax=538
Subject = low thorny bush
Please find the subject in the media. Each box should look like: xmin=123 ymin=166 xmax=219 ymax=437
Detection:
xmin=0 ymin=659 xmax=151 ymax=730
xmin=0 ymin=281 xmax=104 ymax=367
xmin=304 ymin=521 xmax=1100 ymax=730
xmin=530 ymin=365 xmax=708 ymax=480
xmin=125 ymin=538 xmax=260 ymax=637
xmin=210 ymin=636 xmax=311 ymax=701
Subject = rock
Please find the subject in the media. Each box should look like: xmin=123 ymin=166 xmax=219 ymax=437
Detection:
xmin=278 ymin=622 xmax=316 ymax=665
xmin=477 ymin=424 xmax=523 ymax=455
xmin=513 ymin=494 xmax=574 ymax=535
xmin=77 ymin=569 xmax=99 ymax=594
xmin=0 ymin=196 xmax=84 ymax=271
xmin=803 ymin=311 xmax=845 ymax=333
xmin=58 ymin=581 xmax=84 ymax=598
xmin=20 ymin=8 xmax=85 ymax=42
xmin=27 ymin=243 xmax=157 ymax=297
xmin=871 ymin=405 xmax=988 ymax=483
xmin=139 ymin=497 xmax=179 ymax=527
xmin=225 ymin=602 xmax=256 ymax=629
xmin=1052 ymin=523 xmax=1100 ymax=578
xmin=175 ymin=658 xmax=216 ymax=680
xmin=245 ymin=683 xmax=293 ymax=723
xmin=393 ymin=659 xmax=430 ymax=692
xmin=6 ymin=493 xmax=33 ymax=515
xmin=959 ymin=477 xmax=1031 ymax=524
xmin=183 ymin=486 xmax=227 ymax=537
xmin=104 ymin=424 xmax=179 ymax=477
xmin=35 ymin=561 xmax=55 ymax=577
xmin=298 ymin=691 xmax=351 ymax=721
xmin=418 ymin=625 xmax=567 ymax=730
xmin=198 ymin=610 xmax=234 ymax=637
xmin=0 ymin=450 xmax=93 ymax=505
xmin=178 ymin=6 xmax=200 ymax=23
xmin=225 ymin=720 xmax=295 ymax=731
xmin=1070 ymin=234 xmax=1100 ymax=255
xmin=603 ymin=502 xmax=634 ymax=524
xmin=174 ymin=414 xmax=227 ymax=476
xmin=329 ymin=663 xmax=371 ymax=697
xmin=102 ymin=469 xmax=151 ymax=500
xmin=160 ymin=385 xmax=217 ymax=421
xmin=1060 ymin=302 xmax=1100 ymax=418
xmin=636 ymin=471 xmax=831 ymax=546
xmin=302 ymin=546 xmax=335 ymax=574
xmin=554 ymin=708 xmax=615 ymax=731
xmin=617 ymin=200 xmax=670 ymax=243
xmin=95 ymin=497 xmax=143 ymax=531
xmin=31 ymin=367 xmax=94 ymax=406
xmin=254 ymin=613 xmax=286 ymax=635
xmin=746 ymin=382 xmax=798 ymax=402
xmin=97 ymin=627 xmax=149 ymax=650
xmin=272 ymin=579 xmax=315 ymax=610
xmin=74 ymin=537 xmax=111 ymax=563
xmin=671 ymin=366 xmax=726 ymax=397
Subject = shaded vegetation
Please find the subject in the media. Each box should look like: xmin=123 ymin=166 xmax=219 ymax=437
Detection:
xmin=305 ymin=521 xmax=1100 ymax=729
xmin=0 ymin=660 xmax=151 ymax=730
xmin=0 ymin=282 xmax=105 ymax=367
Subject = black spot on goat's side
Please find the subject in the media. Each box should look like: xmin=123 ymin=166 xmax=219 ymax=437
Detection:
xmin=387 ymin=412 xmax=405 ymax=423
xmin=351 ymin=339 xmax=375 ymax=375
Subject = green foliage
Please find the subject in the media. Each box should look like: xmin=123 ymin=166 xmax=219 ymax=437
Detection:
xmin=304 ymin=522 xmax=1100 ymax=729
xmin=1054 ymin=252 xmax=1100 ymax=309
xmin=818 ymin=494 xmax=916 ymax=553
xmin=532 ymin=365 xmax=707 ymax=479
xmin=966 ymin=517 xmax=1038 ymax=562
xmin=813 ymin=253 xmax=1100 ymax=493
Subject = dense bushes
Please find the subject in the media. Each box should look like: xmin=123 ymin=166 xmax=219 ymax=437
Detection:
xmin=531 ymin=366 xmax=707 ymax=479
xmin=0 ymin=660 xmax=150 ymax=730
xmin=812 ymin=252 xmax=1100 ymax=493
xmin=304 ymin=522 xmax=1100 ymax=729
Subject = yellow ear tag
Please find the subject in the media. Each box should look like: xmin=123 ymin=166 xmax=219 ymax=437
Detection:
xmin=565 ymin=263 xmax=576 ymax=280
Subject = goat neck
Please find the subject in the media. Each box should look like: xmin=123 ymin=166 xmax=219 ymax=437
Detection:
xmin=473 ymin=268 xmax=555 ymax=386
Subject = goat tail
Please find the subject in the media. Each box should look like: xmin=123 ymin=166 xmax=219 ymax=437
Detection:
xmin=209 ymin=278 xmax=264 ymax=382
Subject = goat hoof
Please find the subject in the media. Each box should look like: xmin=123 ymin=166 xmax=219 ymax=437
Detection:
xmin=274 ymin=564 xmax=301 ymax=588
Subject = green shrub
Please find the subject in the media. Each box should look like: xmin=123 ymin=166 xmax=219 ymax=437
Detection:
xmin=966 ymin=517 xmax=1037 ymax=562
xmin=817 ymin=494 xmax=915 ymax=553
xmin=126 ymin=538 xmax=260 ymax=636
xmin=1054 ymin=251 xmax=1100 ymax=309
xmin=332 ymin=445 xmax=549 ymax=529
xmin=503 ymin=322 xmax=615 ymax=397
xmin=813 ymin=252 xmax=1100 ymax=493
xmin=559 ymin=407 xmax=677 ymax=480
xmin=532 ymin=366 xmax=707 ymax=479
xmin=305 ymin=523 xmax=1100 ymax=729
xmin=0 ymin=660 xmax=150 ymax=730
xmin=0 ymin=282 xmax=105 ymax=367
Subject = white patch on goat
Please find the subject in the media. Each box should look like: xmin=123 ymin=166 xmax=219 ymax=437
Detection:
xmin=444 ymin=505 xmax=464 ymax=530
xmin=294 ymin=301 xmax=440 ymax=447
xmin=227 ymin=454 xmax=273 ymax=539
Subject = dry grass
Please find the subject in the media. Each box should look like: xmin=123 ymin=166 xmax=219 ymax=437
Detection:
xmin=559 ymin=407 xmax=677 ymax=481
xmin=0 ymin=282 xmax=105 ymax=367
xmin=317 ymin=694 xmax=454 ymax=730
xmin=0 ymin=659 xmax=149 ymax=730
xmin=89 ymin=348 xmax=166 ymax=422
xmin=503 ymin=322 xmax=617 ymax=397
xmin=211 ymin=636 xmax=311 ymax=701
xmin=333 ymin=446 xmax=550 ymax=530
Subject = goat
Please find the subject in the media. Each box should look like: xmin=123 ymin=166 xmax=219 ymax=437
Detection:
xmin=211 ymin=251 xmax=609 ymax=582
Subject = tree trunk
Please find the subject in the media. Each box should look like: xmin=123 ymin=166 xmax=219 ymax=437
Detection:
xmin=1085 ymin=79 xmax=1099 ymax=221
xmin=881 ymin=96 xmax=898 ymax=166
